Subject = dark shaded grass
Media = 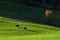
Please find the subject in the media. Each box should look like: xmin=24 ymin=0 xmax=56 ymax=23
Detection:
xmin=0 ymin=3 xmax=45 ymax=24
xmin=0 ymin=2 xmax=60 ymax=27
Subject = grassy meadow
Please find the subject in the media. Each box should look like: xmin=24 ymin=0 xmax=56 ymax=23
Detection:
xmin=0 ymin=2 xmax=60 ymax=40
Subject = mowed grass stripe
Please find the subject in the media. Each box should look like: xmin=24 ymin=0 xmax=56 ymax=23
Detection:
xmin=0 ymin=34 xmax=60 ymax=40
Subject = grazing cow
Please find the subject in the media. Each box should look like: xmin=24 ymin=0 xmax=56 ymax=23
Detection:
xmin=24 ymin=27 xmax=27 ymax=30
xmin=16 ymin=24 xmax=19 ymax=27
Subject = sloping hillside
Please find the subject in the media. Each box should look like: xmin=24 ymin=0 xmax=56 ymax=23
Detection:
xmin=0 ymin=16 xmax=60 ymax=40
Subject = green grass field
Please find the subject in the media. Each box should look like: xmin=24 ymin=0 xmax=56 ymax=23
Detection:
xmin=0 ymin=2 xmax=60 ymax=40
xmin=0 ymin=16 xmax=60 ymax=40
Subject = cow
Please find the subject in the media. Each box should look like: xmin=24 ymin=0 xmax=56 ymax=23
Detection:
xmin=16 ymin=24 xmax=19 ymax=27
xmin=24 ymin=27 xmax=27 ymax=30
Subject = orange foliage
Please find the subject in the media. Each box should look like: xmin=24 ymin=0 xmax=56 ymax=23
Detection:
xmin=45 ymin=10 xmax=53 ymax=17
